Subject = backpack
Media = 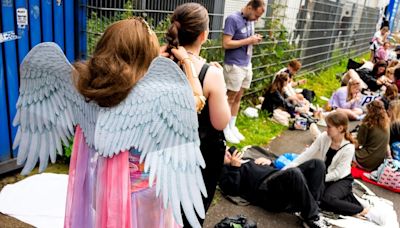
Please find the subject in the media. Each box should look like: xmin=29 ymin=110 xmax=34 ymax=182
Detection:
xmin=214 ymin=215 xmax=257 ymax=228
xmin=301 ymin=89 xmax=316 ymax=102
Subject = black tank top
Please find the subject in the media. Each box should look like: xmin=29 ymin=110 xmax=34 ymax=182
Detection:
xmin=197 ymin=64 xmax=225 ymax=141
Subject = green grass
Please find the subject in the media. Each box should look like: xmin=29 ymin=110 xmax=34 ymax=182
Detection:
xmin=235 ymin=112 xmax=287 ymax=148
xmin=301 ymin=53 xmax=370 ymax=106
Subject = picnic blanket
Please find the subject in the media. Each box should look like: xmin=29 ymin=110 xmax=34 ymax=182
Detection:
xmin=0 ymin=173 xmax=68 ymax=228
xmin=351 ymin=166 xmax=400 ymax=193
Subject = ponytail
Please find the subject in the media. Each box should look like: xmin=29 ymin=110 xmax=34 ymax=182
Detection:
xmin=344 ymin=132 xmax=356 ymax=144
xmin=165 ymin=21 xmax=180 ymax=53
xmin=165 ymin=3 xmax=209 ymax=56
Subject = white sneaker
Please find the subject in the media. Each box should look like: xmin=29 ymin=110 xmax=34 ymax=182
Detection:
xmin=223 ymin=126 xmax=240 ymax=144
xmin=231 ymin=126 xmax=245 ymax=141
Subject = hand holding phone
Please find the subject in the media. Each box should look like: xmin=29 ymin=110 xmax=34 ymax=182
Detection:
xmin=228 ymin=146 xmax=237 ymax=154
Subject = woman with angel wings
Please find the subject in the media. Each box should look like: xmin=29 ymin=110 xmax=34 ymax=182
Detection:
xmin=13 ymin=18 xmax=208 ymax=228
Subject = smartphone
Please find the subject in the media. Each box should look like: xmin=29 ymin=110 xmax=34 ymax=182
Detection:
xmin=228 ymin=146 xmax=237 ymax=154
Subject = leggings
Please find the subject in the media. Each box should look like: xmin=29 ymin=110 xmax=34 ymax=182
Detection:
xmin=321 ymin=175 xmax=363 ymax=215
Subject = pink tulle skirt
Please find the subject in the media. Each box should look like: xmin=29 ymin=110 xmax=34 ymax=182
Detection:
xmin=64 ymin=126 xmax=180 ymax=228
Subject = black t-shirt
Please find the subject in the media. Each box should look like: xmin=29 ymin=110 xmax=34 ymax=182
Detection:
xmin=325 ymin=147 xmax=338 ymax=171
xmin=219 ymin=159 xmax=278 ymax=202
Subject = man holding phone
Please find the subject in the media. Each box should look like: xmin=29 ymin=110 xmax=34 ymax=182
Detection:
xmin=220 ymin=149 xmax=331 ymax=228
xmin=222 ymin=0 xmax=265 ymax=144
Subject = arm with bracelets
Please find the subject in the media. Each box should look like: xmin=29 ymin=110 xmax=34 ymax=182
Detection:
xmin=170 ymin=46 xmax=206 ymax=113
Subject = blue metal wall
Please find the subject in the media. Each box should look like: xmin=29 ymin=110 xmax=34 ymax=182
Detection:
xmin=0 ymin=0 xmax=78 ymax=172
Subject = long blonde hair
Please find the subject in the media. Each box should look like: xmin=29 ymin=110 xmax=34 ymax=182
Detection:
xmin=74 ymin=18 xmax=160 ymax=107
xmin=346 ymin=78 xmax=360 ymax=102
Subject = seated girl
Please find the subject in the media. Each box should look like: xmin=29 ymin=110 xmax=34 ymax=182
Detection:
xmin=285 ymin=111 xmax=385 ymax=225
xmin=355 ymin=100 xmax=390 ymax=171
xmin=329 ymin=78 xmax=363 ymax=120
xmin=261 ymin=72 xmax=307 ymax=117
xmin=380 ymin=83 xmax=398 ymax=110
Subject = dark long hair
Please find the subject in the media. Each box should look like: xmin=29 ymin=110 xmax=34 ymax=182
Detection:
xmin=325 ymin=111 xmax=356 ymax=144
xmin=165 ymin=3 xmax=209 ymax=52
xmin=372 ymin=60 xmax=387 ymax=77
xmin=73 ymin=18 xmax=159 ymax=107
xmin=269 ymin=72 xmax=289 ymax=94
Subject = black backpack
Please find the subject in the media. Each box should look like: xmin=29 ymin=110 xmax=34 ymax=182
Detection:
xmin=214 ymin=215 xmax=257 ymax=228
xmin=301 ymin=89 xmax=316 ymax=102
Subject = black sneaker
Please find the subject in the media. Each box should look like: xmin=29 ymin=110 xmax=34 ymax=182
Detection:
xmin=303 ymin=216 xmax=332 ymax=228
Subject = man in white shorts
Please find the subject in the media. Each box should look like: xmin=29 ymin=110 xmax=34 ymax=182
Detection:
xmin=222 ymin=0 xmax=265 ymax=143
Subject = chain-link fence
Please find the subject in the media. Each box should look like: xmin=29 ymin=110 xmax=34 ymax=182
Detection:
xmin=82 ymin=0 xmax=381 ymax=98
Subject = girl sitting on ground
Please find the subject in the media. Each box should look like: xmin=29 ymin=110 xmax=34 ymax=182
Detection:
xmin=328 ymin=78 xmax=363 ymax=120
xmin=286 ymin=111 xmax=386 ymax=225
xmin=261 ymin=72 xmax=307 ymax=117
xmin=380 ymin=83 xmax=398 ymax=110
xmin=355 ymin=100 xmax=390 ymax=171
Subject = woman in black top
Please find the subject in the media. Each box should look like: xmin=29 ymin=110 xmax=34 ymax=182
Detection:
xmin=261 ymin=72 xmax=298 ymax=117
xmin=166 ymin=3 xmax=231 ymax=226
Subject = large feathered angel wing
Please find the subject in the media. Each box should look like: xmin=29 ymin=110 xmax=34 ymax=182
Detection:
xmin=13 ymin=42 xmax=99 ymax=175
xmin=95 ymin=56 xmax=207 ymax=228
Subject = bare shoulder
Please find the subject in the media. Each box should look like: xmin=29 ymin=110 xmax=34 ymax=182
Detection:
xmin=203 ymin=65 xmax=226 ymax=93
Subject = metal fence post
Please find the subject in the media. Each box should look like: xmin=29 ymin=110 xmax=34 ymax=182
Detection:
xmin=78 ymin=0 xmax=87 ymax=59
xmin=65 ymin=0 xmax=75 ymax=61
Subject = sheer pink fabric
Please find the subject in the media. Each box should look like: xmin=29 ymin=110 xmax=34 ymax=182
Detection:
xmin=64 ymin=126 xmax=180 ymax=228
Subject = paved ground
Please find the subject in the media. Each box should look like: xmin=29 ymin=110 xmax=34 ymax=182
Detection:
xmin=203 ymin=122 xmax=400 ymax=228
xmin=1 ymin=122 xmax=399 ymax=227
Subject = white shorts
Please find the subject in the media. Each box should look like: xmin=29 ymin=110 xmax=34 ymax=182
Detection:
xmin=223 ymin=63 xmax=253 ymax=92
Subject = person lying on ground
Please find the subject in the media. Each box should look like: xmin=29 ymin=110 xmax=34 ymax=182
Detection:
xmin=328 ymin=78 xmax=363 ymax=120
xmin=219 ymin=149 xmax=331 ymax=228
xmin=355 ymin=100 xmax=390 ymax=172
xmin=342 ymin=60 xmax=388 ymax=92
xmin=285 ymin=111 xmax=386 ymax=225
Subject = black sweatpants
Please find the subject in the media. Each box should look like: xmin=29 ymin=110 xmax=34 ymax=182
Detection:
xmin=257 ymin=159 xmax=325 ymax=220
xmin=321 ymin=175 xmax=363 ymax=215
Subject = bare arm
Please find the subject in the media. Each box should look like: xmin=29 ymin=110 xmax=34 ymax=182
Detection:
xmin=222 ymin=34 xmax=262 ymax=50
xmin=203 ymin=66 xmax=231 ymax=130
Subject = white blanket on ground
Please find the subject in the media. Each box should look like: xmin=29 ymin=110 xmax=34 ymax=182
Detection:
xmin=0 ymin=173 xmax=68 ymax=228
xmin=327 ymin=180 xmax=399 ymax=228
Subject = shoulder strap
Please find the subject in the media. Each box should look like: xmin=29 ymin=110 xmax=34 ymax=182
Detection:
xmin=198 ymin=63 xmax=210 ymax=86
xmin=337 ymin=143 xmax=351 ymax=152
